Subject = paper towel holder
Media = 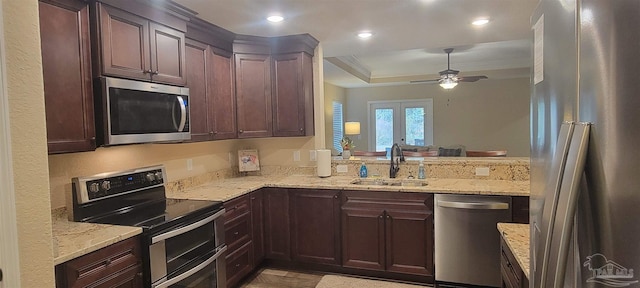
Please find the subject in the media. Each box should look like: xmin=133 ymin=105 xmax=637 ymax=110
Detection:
xmin=317 ymin=149 xmax=332 ymax=178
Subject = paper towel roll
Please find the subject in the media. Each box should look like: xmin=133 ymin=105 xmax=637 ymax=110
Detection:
xmin=317 ymin=149 xmax=332 ymax=177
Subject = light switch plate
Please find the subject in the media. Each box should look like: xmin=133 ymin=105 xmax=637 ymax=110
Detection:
xmin=336 ymin=164 xmax=348 ymax=173
xmin=187 ymin=159 xmax=193 ymax=171
xmin=293 ymin=150 xmax=301 ymax=161
xmin=309 ymin=150 xmax=317 ymax=161
xmin=475 ymin=167 xmax=490 ymax=176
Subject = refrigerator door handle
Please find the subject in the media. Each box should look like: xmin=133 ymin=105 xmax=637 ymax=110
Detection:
xmin=545 ymin=123 xmax=591 ymax=288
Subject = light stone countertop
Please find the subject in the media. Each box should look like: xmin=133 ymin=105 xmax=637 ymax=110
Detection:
xmin=52 ymin=174 xmax=529 ymax=265
xmin=167 ymin=175 xmax=530 ymax=201
xmin=52 ymin=210 xmax=142 ymax=265
xmin=497 ymin=223 xmax=530 ymax=280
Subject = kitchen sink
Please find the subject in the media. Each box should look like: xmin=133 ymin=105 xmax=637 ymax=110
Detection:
xmin=350 ymin=178 xmax=428 ymax=187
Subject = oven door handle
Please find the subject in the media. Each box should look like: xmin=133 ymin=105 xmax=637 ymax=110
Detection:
xmin=153 ymin=245 xmax=227 ymax=288
xmin=151 ymin=208 xmax=225 ymax=244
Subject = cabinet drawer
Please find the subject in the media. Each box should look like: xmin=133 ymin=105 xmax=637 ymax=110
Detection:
xmin=224 ymin=194 xmax=251 ymax=222
xmin=226 ymin=241 xmax=253 ymax=288
xmin=225 ymin=210 xmax=251 ymax=252
xmin=60 ymin=237 xmax=141 ymax=288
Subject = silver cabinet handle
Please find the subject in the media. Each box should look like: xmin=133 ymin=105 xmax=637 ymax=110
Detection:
xmin=152 ymin=209 xmax=225 ymax=244
xmin=437 ymin=200 xmax=509 ymax=210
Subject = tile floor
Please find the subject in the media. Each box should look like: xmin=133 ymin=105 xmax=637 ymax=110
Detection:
xmin=239 ymin=267 xmax=325 ymax=288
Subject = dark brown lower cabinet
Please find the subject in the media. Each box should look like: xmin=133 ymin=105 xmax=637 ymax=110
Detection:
xmin=512 ymin=196 xmax=530 ymax=224
xmin=290 ymin=189 xmax=341 ymax=265
xmin=341 ymin=191 xmax=434 ymax=277
xmin=250 ymin=190 xmax=264 ymax=267
xmin=263 ymin=188 xmax=291 ymax=260
xmin=224 ymin=194 xmax=254 ymax=288
xmin=501 ymin=238 xmax=529 ymax=288
xmin=55 ymin=236 xmax=142 ymax=288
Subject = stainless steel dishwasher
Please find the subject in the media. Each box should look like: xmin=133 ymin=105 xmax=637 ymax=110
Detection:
xmin=434 ymin=194 xmax=512 ymax=287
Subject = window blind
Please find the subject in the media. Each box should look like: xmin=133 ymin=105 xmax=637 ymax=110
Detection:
xmin=332 ymin=102 xmax=344 ymax=152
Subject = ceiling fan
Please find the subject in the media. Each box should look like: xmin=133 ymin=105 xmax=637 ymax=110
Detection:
xmin=410 ymin=48 xmax=488 ymax=89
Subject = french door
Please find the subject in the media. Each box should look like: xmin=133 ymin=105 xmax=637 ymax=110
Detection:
xmin=368 ymin=99 xmax=433 ymax=152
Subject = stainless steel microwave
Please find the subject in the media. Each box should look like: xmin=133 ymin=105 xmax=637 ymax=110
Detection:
xmin=96 ymin=77 xmax=190 ymax=146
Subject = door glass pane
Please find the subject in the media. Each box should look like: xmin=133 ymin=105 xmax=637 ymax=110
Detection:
xmin=375 ymin=108 xmax=393 ymax=151
xmin=405 ymin=107 xmax=425 ymax=145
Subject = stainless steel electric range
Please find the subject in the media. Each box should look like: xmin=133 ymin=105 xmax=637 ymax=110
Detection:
xmin=69 ymin=165 xmax=227 ymax=288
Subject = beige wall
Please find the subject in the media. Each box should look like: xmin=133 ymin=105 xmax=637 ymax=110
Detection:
xmin=3 ymin=0 xmax=56 ymax=286
xmin=344 ymin=78 xmax=530 ymax=156
xmin=49 ymin=137 xmax=316 ymax=209
xmin=323 ymin=82 xmax=346 ymax=153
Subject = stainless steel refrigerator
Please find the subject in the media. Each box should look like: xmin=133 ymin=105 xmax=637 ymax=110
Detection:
xmin=531 ymin=0 xmax=640 ymax=287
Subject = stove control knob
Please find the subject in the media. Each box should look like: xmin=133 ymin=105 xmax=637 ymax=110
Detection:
xmin=154 ymin=171 xmax=163 ymax=181
xmin=146 ymin=173 xmax=156 ymax=182
xmin=89 ymin=182 xmax=100 ymax=193
xmin=101 ymin=180 xmax=111 ymax=191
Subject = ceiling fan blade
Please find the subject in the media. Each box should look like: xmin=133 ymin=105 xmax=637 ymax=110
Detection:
xmin=410 ymin=79 xmax=440 ymax=84
xmin=458 ymin=75 xmax=488 ymax=82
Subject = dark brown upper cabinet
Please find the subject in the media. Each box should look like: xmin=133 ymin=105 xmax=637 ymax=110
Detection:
xmin=39 ymin=0 xmax=96 ymax=154
xmin=232 ymin=34 xmax=318 ymax=139
xmin=235 ymin=52 xmax=273 ymax=139
xmin=93 ymin=3 xmax=186 ymax=85
xmin=185 ymin=39 xmax=236 ymax=142
xmin=271 ymin=52 xmax=314 ymax=137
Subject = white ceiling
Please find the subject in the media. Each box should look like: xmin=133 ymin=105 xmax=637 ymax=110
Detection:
xmin=174 ymin=0 xmax=539 ymax=88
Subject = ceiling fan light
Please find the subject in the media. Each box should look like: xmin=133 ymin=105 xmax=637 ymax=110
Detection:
xmin=439 ymin=78 xmax=458 ymax=89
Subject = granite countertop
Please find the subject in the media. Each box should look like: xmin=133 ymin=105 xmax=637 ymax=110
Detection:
xmin=52 ymin=210 xmax=142 ymax=265
xmin=52 ymin=174 xmax=529 ymax=265
xmin=497 ymin=223 xmax=530 ymax=280
xmin=167 ymin=175 xmax=530 ymax=202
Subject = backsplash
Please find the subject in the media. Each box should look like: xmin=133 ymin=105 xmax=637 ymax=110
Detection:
xmin=330 ymin=157 xmax=530 ymax=181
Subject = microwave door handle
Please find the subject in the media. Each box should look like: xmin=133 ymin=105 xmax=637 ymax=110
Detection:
xmin=176 ymin=96 xmax=186 ymax=131
xmin=153 ymin=245 xmax=227 ymax=288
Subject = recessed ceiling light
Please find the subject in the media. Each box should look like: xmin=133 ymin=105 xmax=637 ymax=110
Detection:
xmin=357 ymin=31 xmax=373 ymax=39
xmin=472 ymin=18 xmax=490 ymax=26
xmin=267 ymin=15 xmax=284 ymax=23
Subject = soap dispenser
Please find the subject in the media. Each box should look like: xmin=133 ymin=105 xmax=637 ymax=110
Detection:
xmin=359 ymin=162 xmax=368 ymax=178
xmin=418 ymin=161 xmax=426 ymax=179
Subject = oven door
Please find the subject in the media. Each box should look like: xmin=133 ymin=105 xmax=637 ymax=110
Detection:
xmin=154 ymin=245 xmax=227 ymax=288
xmin=149 ymin=208 xmax=226 ymax=288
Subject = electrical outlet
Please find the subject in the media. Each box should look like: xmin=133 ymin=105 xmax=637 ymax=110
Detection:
xmin=309 ymin=150 xmax=317 ymax=161
xmin=229 ymin=152 xmax=233 ymax=164
xmin=475 ymin=167 xmax=490 ymax=176
xmin=336 ymin=164 xmax=348 ymax=173
xmin=187 ymin=159 xmax=193 ymax=171
xmin=293 ymin=150 xmax=301 ymax=161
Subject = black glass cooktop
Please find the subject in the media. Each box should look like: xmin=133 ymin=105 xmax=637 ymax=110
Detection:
xmin=85 ymin=198 xmax=223 ymax=231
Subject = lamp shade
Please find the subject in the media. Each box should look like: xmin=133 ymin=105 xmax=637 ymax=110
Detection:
xmin=345 ymin=122 xmax=361 ymax=135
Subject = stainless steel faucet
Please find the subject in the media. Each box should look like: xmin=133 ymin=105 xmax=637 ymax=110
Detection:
xmin=389 ymin=143 xmax=405 ymax=178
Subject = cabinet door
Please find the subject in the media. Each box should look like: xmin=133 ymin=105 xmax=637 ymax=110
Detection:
xmin=263 ymin=188 xmax=290 ymax=260
xmin=342 ymin=207 xmax=385 ymax=271
xmin=149 ymin=22 xmax=186 ymax=85
xmin=235 ymin=53 xmax=272 ymax=138
xmin=385 ymin=209 xmax=434 ymax=276
xmin=210 ymin=48 xmax=237 ymax=140
xmin=98 ymin=4 xmax=150 ymax=81
xmin=272 ymin=53 xmax=305 ymax=137
xmin=59 ymin=237 xmax=141 ymax=288
xmin=290 ymin=189 xmax=341 ymax=265
xmin=185 ymin=39 xmax=210 ymax=141
xmin=39 ymin=0 xmax=95 ymax=154
xmin=250 ymin=190 xmax=264 ymax=267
